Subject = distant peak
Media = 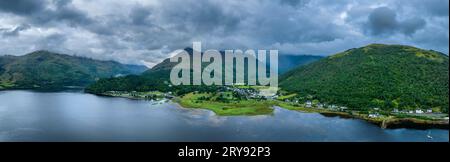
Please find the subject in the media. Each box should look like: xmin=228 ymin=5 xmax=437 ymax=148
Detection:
xmin=28 ymin=50 xmax=57 ymax=56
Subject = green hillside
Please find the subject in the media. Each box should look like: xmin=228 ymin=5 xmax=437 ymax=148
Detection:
xmin=280 ymin=44 xmax=449 ymax=113
xmin=0 ymin=50 xmax=147 ymax=90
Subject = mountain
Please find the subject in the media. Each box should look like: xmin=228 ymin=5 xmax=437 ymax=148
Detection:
xmin=280 ymin=44 xmax=449 ymax=113
xmin=86 ymin=48 xmax=222 ymax=94
xmin=278 ymin=55 xmax=323 ymax=74
xmin=0 ymin=50 xmax=147 ymax=90
xmin=86 ymin=48 xmax=322 ymax=94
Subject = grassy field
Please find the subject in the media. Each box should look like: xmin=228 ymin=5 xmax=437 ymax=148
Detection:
xmin=277 ymin=93 xmax=297 ymax=100
xmin=178 ymin=94 xmax=346 ymax=116
xmin=176 ymin=92 xmax=275 ymax=116
xmin=0 ymin=81 xmax=15 ymax=89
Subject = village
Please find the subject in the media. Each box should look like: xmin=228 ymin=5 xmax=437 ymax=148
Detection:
xmin=100 ymin=85 xmax=449 ymax=122
xmin=224 ymin=86 xmax=449 ymax=121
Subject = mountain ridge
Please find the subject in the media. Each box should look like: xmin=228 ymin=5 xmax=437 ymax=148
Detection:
xmin=0 ymin=50 xmax=148 ymax=90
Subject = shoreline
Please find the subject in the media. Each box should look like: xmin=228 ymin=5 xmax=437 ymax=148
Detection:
xmin=319 ymin=111 xmax=449 ymax=130
xmin=92 ymin=91 xmax=449 ymax=130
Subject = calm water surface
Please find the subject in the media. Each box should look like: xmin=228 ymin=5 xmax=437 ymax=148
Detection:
xmin=0 ymin=90 xmax=448 ymax=142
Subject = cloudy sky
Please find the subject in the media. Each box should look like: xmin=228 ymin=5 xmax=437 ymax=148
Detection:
xmin=0 ymin=0 xmax=448 ymax=67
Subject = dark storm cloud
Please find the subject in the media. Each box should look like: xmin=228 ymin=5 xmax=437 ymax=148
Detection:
xmin=0 ymin=0 xmax=92 ymax=26
xmin=130 ymin=6 xmax=153 ymax=26
xmin=366 ymin=7 xmax=398 ymax=35
xmin=50 ymin=0 xmax=93 ymax=26
xmin=157 ymin=0 xmax=241 ymax=34
xmin=366 ymin=7 xmax=426 ymax=36
xmin=32 ymin=0 xmax=92 ymax=26
xmin=0 ymin=0 xmax=47 ymax=15
xmin=400 ymin=18 xmax=426 ymax=35
xmin=0 ymin=0 xmax=448 ymax=66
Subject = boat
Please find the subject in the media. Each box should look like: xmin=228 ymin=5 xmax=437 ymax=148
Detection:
xmin=427 ymin=131 xmax=433 ymax=139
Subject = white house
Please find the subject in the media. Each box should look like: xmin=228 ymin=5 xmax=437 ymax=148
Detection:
xmin=415 ymin=109 xmax=424 ymax=114
xmin=426 ymin=109 xmax=433 ymax=113
xmin=305 ymin=101 xmax=312 ymax=108
xmin=368 ymin=113 xmax=380 ymax=118
xmin=330 ymin=105 xmax=337 ymax=109
xmin=317 ymin=103 xmax=323 ymax=108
